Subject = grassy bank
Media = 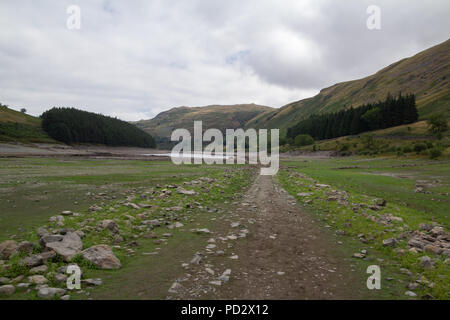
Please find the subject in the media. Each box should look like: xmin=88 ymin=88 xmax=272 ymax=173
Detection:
xmin=278 ymin=156 xmax=450 ymax=299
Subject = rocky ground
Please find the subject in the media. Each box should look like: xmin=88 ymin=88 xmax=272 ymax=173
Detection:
xmin=167 ymin=175 xmax=363 ymax=299
xmin=278 ymin=166 xmax=450 ymax=299
xmin=0 ymin=155 xmax=448 ymax=300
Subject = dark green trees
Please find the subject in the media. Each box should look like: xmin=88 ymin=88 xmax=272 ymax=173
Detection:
xmin=41 ymin=107 xmax=156 ymax=147
xmin=286 ymin=93 xmax=418 ymax=141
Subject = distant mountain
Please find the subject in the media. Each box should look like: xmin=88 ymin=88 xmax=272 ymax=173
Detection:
xmin=135 ymin=104 xmax=274 ymax=147
xmin=246 ymin=39 xmax=450 ymax=136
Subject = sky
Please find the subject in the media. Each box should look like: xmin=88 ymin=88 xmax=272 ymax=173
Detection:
xmin=1 ymin=0 xmax=449 ymax=121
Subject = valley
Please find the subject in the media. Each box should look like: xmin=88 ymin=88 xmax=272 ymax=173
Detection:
xmin=0 ymin=154 xmax=448 ymax=300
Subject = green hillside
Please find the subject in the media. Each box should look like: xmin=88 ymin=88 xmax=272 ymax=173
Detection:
xmin=0 ymin=104 xmax=56 ymax=143
xmin=246 ymin=39 xmax=450 ymax=136
xmin=289 ymin=120 xmax=450 ymax=157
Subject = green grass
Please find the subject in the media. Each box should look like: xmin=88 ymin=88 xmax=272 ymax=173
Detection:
xmin=0 ymin=158 xmax=244 ymax=239
xmin=278 ymin=156 xmax=450 ymax=299
xmin=0 ymin=156 xmax=255 ymax=300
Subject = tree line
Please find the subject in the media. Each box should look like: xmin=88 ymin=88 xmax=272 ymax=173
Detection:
xmin=286 ymin=93 xmax=418 ymax=141
xmin=41 ymin=107 xmax=156 ymax=148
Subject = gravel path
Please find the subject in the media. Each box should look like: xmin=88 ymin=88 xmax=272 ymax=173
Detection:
xmin=173 ymin=175 xmax=365 ymax=299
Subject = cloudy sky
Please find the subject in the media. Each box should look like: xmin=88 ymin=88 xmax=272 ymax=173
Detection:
xmin=1 ymin=0 xmax=449 ymax=121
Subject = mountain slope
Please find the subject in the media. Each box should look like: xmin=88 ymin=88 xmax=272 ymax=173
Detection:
xmin=246 ymin=39 xmax=450 ymax=135
xmin=0 ymin=105 xmax=56 ymax=143
xmin=135 ymin=104 xmax=274 ymax=147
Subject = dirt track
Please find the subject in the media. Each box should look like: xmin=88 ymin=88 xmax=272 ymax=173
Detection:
xmin=175 ymin=175 xmax=365 ymax=300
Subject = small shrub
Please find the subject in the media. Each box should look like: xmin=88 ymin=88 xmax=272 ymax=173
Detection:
xmin=429 ymin=148 xmax=442 ymax=159
xmin=413 ymin=143 xmax=427 ymax=154
xmin=71 ymin=254 xmax=97 ymax=269
xmin=294 ymin=134 xmax=314 ymax=147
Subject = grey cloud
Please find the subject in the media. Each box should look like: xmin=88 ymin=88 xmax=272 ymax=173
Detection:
xmin=0 ymin=0 xmax=449 ymax=120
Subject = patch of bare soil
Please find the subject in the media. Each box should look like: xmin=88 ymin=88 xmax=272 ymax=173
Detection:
xmin=171 ymin=175 xmax=366 ymax=300
xmin=0 ymin=142 xmax=168 ymax=160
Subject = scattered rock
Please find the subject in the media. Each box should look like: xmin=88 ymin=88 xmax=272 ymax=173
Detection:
xmin=37 ymin=287 xmax=66 ymax=299
xmin=430 ymin=226 xmax=445 ymax=237
xmin=30 ymin=265 xmax=48 ymax=274
xmin=419 ymin=223 xmax=433 ymax=232
xmin=89 ymin=205 xmax=103 ymax=212
xmin=82 ymin=278 xmax=103 ymax=286
xmin=407 ymin=283 xmax=419 ymax=290
xmin=28 ymin=275 xmax=48 ymax=285
xmin=20 ymin=254 xmax=43 ymax=268
xmin=126 ymin=203 xmax=140 ymax=210
xmin=18 ymin=241 xmax=33 ymax=254
xmin=178 ymin=188 xmax=196 ymax=195
xmin=408 ymin=238 xmax=424 ymax=249
xmin=11 ymin=275 xmax=24 ymax=283
xmin=404 ymin=291 xmax=417 ymax=297
xmin=101 ymin=220 xmax=119 ymax=233
xmin=54 ymin=273 xmax=68 ymax=283
xmin=49 ymin=215 xmax=65 ymax=224
xmin=45 ymin=232 xmax=83 ymax=261
xmin=0 ymin=240 xmax=19 ymax=260
xmin=190 ymin=254 xmax=202 ymax=265
xmin=419 ymin=256 xmax=434 ymax=269
xmin=0 ymin=285 xmax=15 ymax=296
xmin=40 ymin=235 xmax=64 ymax=246
xmin=218 ymin=269 xmax=231 ymax=282
xmin=205 ymin=268 xmax=215 ymax=276
xmin=382 ymin=238 xmax=397 ymax=247
xmin=195 ymin=228 xmax=211 ymax=234
xmin=81 ymin=245 xmax=121 ymax=269
xmin=168 ymin=282 xmax=183 ymax=293
xmin=424 ymin=244 xmax=443 ymax=255
xmin=16 ymin=283 xmax=30 ymax=291
xmin=400 ymin=268 xmax=413 ymax=277
xmin=37 ymin=227 xmax=50 ymax=238
xmin=296 ymin=192 xmax=313 ymax=197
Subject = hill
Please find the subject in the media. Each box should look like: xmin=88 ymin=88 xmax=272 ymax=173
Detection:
xmin=246 ymin=39 xmax=450 ymax=136
xmin=0 ymin=104 xmax=56 ymax=143
xmin=135 ymin=104 xmax=274 ymax=147
xmin=41 ymin=107 xmax=156 ymax=148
